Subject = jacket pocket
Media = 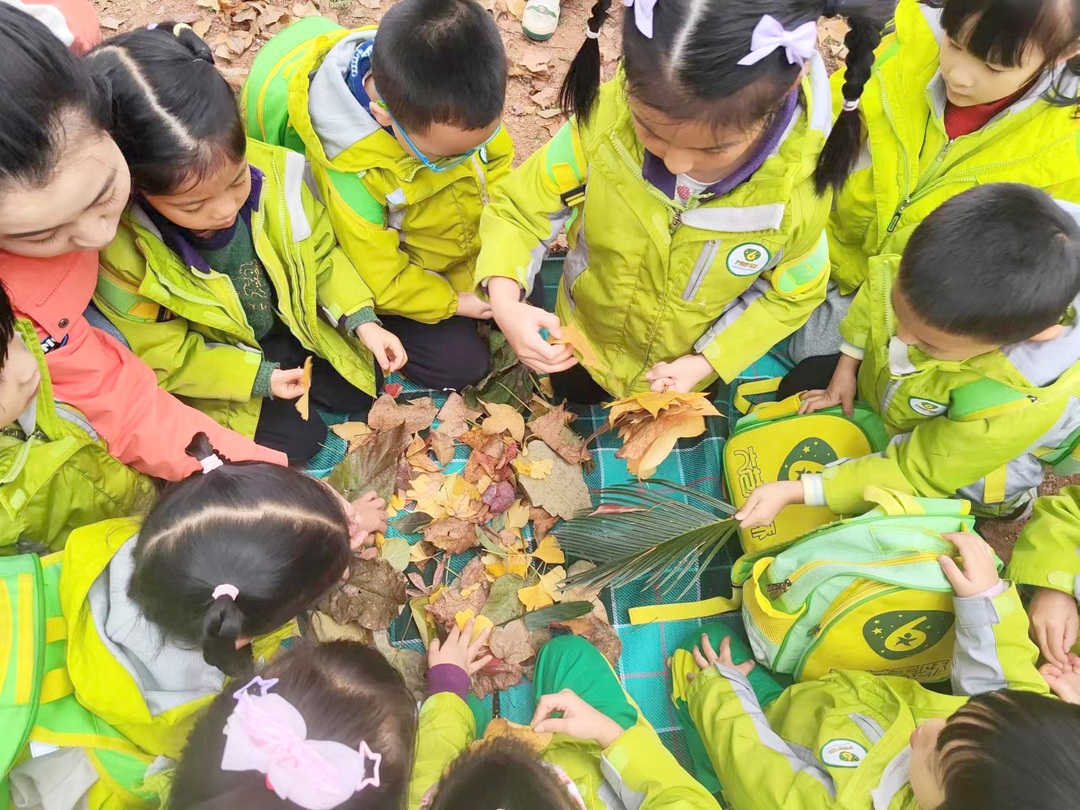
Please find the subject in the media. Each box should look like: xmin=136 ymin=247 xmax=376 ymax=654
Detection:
xmin=562 ymin=207 xmax=589 ymax=309
xmin=681 ymin=240 xmax=722 ymax=302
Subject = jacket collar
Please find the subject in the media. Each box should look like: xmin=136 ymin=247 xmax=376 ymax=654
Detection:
xmin=136 ymin=166 xmax=264 ymax=275
xmin=308 ymin=29 xmax=384 ymax=162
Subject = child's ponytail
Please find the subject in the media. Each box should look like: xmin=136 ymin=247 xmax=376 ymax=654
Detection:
xmin=813 ymin=0 xmax=889 ymax=194
xmin=130 ymin=433 xmax=352 ymax=677
xmin=559 ymin=0 xmax=613 ymax=122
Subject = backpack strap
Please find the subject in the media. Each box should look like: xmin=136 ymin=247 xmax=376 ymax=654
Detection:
xmin=0 ymin=554 xmax=45 ymax=792
xmin=95 ymin=269 xmax=164 ymax=324
xmin=863 ymin=486 xmax=973 ymax=517
xmin=732 ymin=377 xmax=783 ymax=415
xmin=543 ymin=123 xmax=588 ymax=207
xmin=949 ymin=378 xmax=1028 ymax=422
xmin=628 ymin=593 xmax=742 ymax=625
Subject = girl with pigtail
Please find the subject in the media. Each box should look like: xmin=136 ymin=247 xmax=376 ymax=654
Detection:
xmin=477 ymin=0 xmax=892 ymax=402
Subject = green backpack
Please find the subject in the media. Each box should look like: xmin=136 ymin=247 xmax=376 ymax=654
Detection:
xmin=734 ymin=488 xmax=997 ymax=684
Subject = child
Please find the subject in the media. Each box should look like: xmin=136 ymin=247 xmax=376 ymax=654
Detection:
xmin=740 ymin=183 xmax=1080 ymax=525
xmin=477 ymin=0 xmax=891 ymax=403
xmin=87 ymin=25 xmax=405 ymax=466
xmin=794 ymin=0 xmax=1080 ymax=364
xmin=0 ymin=4 xmax=286 ymax=480
xmin=0 ymin=283 xmax=155 ymax=552
xmin=3 ymin=435 xmax=385 ymax=809
xmin=1007 ymin=487 xmax=1080 ymax=667
xmin=170 ymin=641 xmax=418 ymax=809
xmin=243 ymin=0 xmax=513 ymax=392
xmin=411 ymin=621 xmax=720 ymax=809
xmin=671 ymin=530 xmax=1080 ymax=810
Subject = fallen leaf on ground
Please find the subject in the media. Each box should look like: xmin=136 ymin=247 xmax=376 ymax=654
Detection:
xmin=559 ymin=560 xmax=605 ymax=604
xmin=530 ymin=87 xmax=559 ymax=108
xmin=483 ymin=552 xmax=530 ymax=580
xmin=380 ymin=537 xmax=410 ymax=571
xmin=322 ymin=556 xmax=407 ymax=631
xmin=495 ymin=0 xmax=525 ymax=17
xmin=406 ymin=435 xmax=442 ymax=474
xmin=520 ymin=47 xmax=552 ymax=74
xmin=372 ymin=631 xmax=427 ymax=702
xmin=458 ymin=556 xmax=489 ymax=589
xmin=192 ymin=19 xmax=212 ymax=37
xmin=434 ymin=393 xmax=475 ymax=439
xmin=291 ymin=1 xmax=318 ymax=16
xmin=504 ymin=500 xmax=530 ymax=531
xmin=489 ymin=618 xmax=533 ymax=664
xmin=100 ymin=15 xmax=123 ymax=29
xmin=423 ymin=517 xmax=480 ymax=554
xmin=295 ymin=355 xmax=313 ymax=421
xmin=410 ymin=596 xmax=437 ymax=647
xmin=523 ymin=600 xmax=593 ymax=630
xmin=530 ymin=507 xmax=559 ymax=540
xmin=427 ymin=582 xmax=490 ymax=628
xmin=518 ymin=566 xmax=566 ymax=611
xmin=527 ymin=404 xmax=591 ymax=464
xmin=368 ymin=394 xmax=438 ymax=433
xmin=483 ymin=717 xmax=552 ymax=751
xmin=482 ymin=481 xmax=516 ymax=514
xmin=481 ymin=574 xmax=526 ymax=624
xmin=517 ymin=441 xmax=592 ymax=520
xmin=430 ymin=430 xmax=456 ymax=467
xmin=455 ymin=609 xmax=495 ymax=642
xmin=331 ymin=421 xmax=374 ymax=451
xmin=393 ymin=511 xmax=433 ymax=535
xmin=327 ymin=423 xmax=409 ymax=502
xmin=481 ymin=400 xmax=526 ymax=442
xmin=530 ymin=534 xmax=565 ymax=564
xmin=472 ymin=658 xmax=525 ymax=697
xmin=309 ymin=611 xmax=370 ymax=644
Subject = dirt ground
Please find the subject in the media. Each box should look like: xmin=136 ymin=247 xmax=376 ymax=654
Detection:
xmin=91 ymin=1 xmax=1076 ymax=555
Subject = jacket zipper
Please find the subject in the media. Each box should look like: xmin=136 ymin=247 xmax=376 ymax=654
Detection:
xmin=54 ymin=403 xmax=98 ymax=440
xmin=610 ymin=137 xmax=683 ymax=234
xmin=681 ymin=240 xmax=722 ymax=301
xmin=471 ymin=154 xmax=489 ymax=206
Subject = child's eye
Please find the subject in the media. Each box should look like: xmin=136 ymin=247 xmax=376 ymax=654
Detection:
xmin=27 ymin=232 xmax=61 ymax=245
xmin=986 ymin=64 xmax=1006 ymax=74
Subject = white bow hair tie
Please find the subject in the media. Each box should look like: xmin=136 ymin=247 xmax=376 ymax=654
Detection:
xmin=738 ymin=15 xmax=819 ymax=67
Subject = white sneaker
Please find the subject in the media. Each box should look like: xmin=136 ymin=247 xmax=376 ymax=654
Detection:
xmin=522 ymin=0 xmax=560 ymax=41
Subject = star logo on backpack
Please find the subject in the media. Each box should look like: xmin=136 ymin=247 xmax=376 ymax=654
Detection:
xmin=863 ymin=610 xmax=955 ymax=660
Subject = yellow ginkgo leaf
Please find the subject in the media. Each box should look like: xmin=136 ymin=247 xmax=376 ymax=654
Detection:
xmin=530 ymin=535 xmax=565 ymax=564
xmin=409 ymin=543 xmax=434 ymax=564
xmin=517 ymin=580 xmax=555 ymax=611
xmin=480 ymin=400 xmax=526 ymax=442
xmin=483 ymin=552 xmax=530 ymax=579
xmin=504 ymin=500 xmax=531 ymax=531
xmin=455 ymin=609 xmax=494 ymax=643
xmin=512 ymin=456 xmax=554 ymax=480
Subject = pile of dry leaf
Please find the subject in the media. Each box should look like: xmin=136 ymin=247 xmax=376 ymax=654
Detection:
xmin=609 ymin=392 xmax=720 ymax=479
xmin=313 ymin=381 xmax=623 ymax=698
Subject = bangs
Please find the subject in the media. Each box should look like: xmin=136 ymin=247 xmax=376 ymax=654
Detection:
xmin=939 ymin=0 xmax=1071 ymax=67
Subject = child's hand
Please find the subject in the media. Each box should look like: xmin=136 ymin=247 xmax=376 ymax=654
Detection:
xmin=356 ymin=323 xmax=407 ymax=374
xmin=735 ymin=480 xmax=804 ymax=528
xmin=1030 ymin=587 xmax=1080 ymax=667
xmin=531 ymin=689 xmax=625 ymax=748
xmin=646 ymin=354 xmax=713 ymax=393
xmin=348 ymin=490 xmax=388 ymax=548
xmin=428 ymin=618 xmax=493 ymax=674
xmin=270 ymin=367 xmax=306 ymax=400
xmin=1041 ymin=653 xmax=1080 ymax=703
xmin=685 ymin=633 xmax=756 ymax=683
xmin=488 ymin=278 xmax=577 ymax=374
xmin=799 ymin=354 xmax=861 ymax=417
xmin=456 ymin=292 xmax=494 ymax=320
xmin=938 ymin=531 xmax=1000 ymax=598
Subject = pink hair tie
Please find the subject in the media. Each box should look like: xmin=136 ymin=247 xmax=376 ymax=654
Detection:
xmin=213 ymin=584 xmax=240 ymax=601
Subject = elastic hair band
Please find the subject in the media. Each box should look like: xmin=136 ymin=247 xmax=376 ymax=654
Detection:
xmin=842 ymin=99 xmax=860 ymax=112
xmin=213 ymin=584 xmax=240 ymax=601
xmin=585 ymin=27 xmax=600 ymax=39
xmin=173 ymin=22 xmax=193 ymax=37
xmin=200 ymin=454 xmax=224 ymax=474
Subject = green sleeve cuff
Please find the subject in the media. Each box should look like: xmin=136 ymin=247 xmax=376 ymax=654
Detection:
xmin=252 ymin=360 xmax=279 ymax=398
xmin=344 ymin=306 xmax=382 ymax=333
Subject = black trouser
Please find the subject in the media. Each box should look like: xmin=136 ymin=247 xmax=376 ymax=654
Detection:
xmin=253 ymin=329 xmax=375 ymax=465
xmin=551 ymin=363 xmax=611 ymax=406
xmin=380 ymin=315 xmax=491 ymax=391
xmin=777 ymin=353 xmax=841 ymax=401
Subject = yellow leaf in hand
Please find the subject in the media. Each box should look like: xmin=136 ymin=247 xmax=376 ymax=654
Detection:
xmin=548 ymin=322 xmax=600 ymax=368
xmin=295 ymin=356 xmax=313 ymax=421
xmin=455 ymin=609 xmax=494 ymax=643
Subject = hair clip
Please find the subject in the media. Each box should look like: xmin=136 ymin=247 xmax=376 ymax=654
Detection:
xmin=212 ymin=583 xmax=239 ymax=601
xmin=623 ymin=0 xmax=657 ymax=39
xmin=738 ymin=15 xmax=818 ymax=68
xmin=234 ymin=676 xmax=280 ymax=700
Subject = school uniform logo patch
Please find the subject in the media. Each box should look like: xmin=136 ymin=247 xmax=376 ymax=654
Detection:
xmin=908 ymin=397 xmax=948 ymax=417
xmin=820 ymin=739 xmax=868 ymax=768
xmin=727 ymin=243 xmax=771 ymax=276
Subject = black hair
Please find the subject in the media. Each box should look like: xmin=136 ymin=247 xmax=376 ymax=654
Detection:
xmin=427 ymin=737 xmax=579 ymax=810
xmin=898 ymin=183 xmax=1080 ymax=345
xmin=85 ymin=23 xmax=246 ymax=195
xmin=559 ymin=0 xmax=893 ymax=194
xmin=171 ymin=641 xmax=418 ymax=810
xmin=0 ymin=4 xmax=112 ymax=190
xmin=129 ymin=433 xmax=352 ymax=677
xmin=371 ymin=0 xmax=507 ymax=134
xmin=928 ymin=0 xmax=1080 ymax=107
xmin=0 ymin=285 xmax=15 ymax=374
xmin=938 ymin=690 xmax=1080 ymax=809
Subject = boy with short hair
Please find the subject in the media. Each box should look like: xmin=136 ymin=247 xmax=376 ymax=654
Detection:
xmin=243 ymin=0 xmax=513 ymax=391
xmin=739 ymin=183 xmax=1080 ymax=525
xmin=0 ymin=284 xmax=154 ymax=551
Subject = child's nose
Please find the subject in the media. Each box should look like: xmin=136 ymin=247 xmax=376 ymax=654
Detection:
xmin=662 ymin=148 xmax=696 ymax=177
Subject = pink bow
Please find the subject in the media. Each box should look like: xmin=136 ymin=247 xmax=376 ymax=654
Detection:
xmin=623 ymin=0 xmax=658 ymax=39
xmin=738 ymin=15 xmax=818 ymax=67
xmin=221 ymin=679 xmax=381 ymax=810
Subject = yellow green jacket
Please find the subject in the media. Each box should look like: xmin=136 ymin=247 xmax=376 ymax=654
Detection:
xmin=94 ymin=138 xmax=377 ymax=440
xmin=1007 ymin=487 xmax=1080 ymax=600
xmin=0 ymin=320 xmax=153 ymax=553
xmin=475 ymin=63 xmax=834 ymax=395
xmin=801 ymin=255 xmax=1080 ymax=516
xmin=685 ymin=584 xmax=1045 ymax=810
xmin=407 ymin=692 xmax=719 ymax=810
xmin=827 ymin=0 xmax=1080 ymax=294
xmin=241 ymin=19 xmax=515 ymax=324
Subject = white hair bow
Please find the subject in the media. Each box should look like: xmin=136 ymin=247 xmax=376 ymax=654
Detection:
xmin=738 ymin=15 xmax=818 ymax=67
xmin=623 ymin=0 xmax=658 ymax=39
xmin=221 ymin=677 xmax=382 ymax=810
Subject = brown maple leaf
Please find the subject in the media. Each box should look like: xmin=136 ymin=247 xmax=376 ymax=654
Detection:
xmin=529 ymin=506 xmax=559 ymax=540
xmin=321 ymin=557 xmax=407 ymax=631
xmin=423 ymin=517 xmax=480 ymax=554
xmin=368 ymin=394 xmax=438 ymax=433
xmin=472 ymin=658 xmax=525 ymax=698
xmin=489 ymin=619 xmax=534 ymax=665
xmin=427 ymin=581 xmax=491 ymax=629
xmin=527 ymin=404 xmax=591 ymax=465
xmin=555 ymin=614 xmax=623 ymax=667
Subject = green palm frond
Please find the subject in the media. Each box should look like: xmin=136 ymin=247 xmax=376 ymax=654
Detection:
xmin=557 ymin=480 xmax=738 ymax=599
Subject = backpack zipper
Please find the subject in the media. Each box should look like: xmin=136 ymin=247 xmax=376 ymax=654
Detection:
xmin=768 ymin=551 xmax=943 ymax=604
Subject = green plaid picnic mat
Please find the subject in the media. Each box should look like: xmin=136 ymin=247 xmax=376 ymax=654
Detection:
xmin=305 ymin=260 xmax=793 ymax=768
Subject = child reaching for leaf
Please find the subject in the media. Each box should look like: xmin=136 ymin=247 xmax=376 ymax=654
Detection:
xmin=477 ymin=0 xmax=894 ymax=404
xmin=411 ymin=625 xmax=720 ymax=810
xmin=671 ymin=531 xmax=1080 ymax=810
xmin=170 ymin=641 xmax=418 ymax=810
xmin=87 ymin=24 xmax=406 ymax=466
